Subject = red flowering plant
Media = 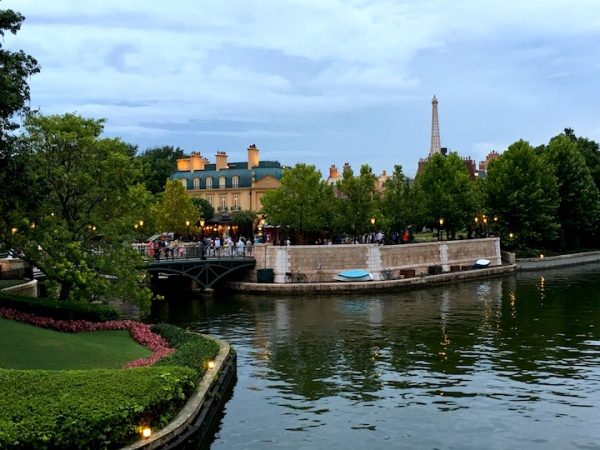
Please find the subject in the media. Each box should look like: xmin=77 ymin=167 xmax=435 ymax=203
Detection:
xmin=0 ymin=307 xmax=174 ymax=367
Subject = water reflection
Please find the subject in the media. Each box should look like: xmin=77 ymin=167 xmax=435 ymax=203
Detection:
xmin=151 ymin=264 xmax=600 ymax=449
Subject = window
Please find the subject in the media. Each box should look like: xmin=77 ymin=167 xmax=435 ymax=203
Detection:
xmin=180 ymin=178 xmax=187 ymax=190
xmin=193 ymin=177 xmax=200 ymax=189
xmin=233 ymin=194 xmax=240 ymax=210
xmin=205 ymin=177 xmax=212 ymax=189
xmin=219 ymin=176 xmax=226 ymax=189
xmin=219 ymin=194 xmax=227 ymax=211
xmin=232 ymin=176 xmax=239 ymax=188
xmin=207 ymin=196 xmax=213 ymax=206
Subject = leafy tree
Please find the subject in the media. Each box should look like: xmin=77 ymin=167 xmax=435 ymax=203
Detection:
xmin=379 ymin=164 xmax=413 ymax=237
xmin=412 ymin=152 xmax=477 ymax=238
xmin=564 ymin=128 xmax=600 ymax=191
xmin=231 ymin=210 xmax=257 ymax=239
xmin=0 ymin=7 xmax=40 ymax=247
xmin=260 ymin=164 xmax=336 ymax=243
xmin=543 ymin=134 xmax=600 ymax=249
xmin=484 ymin=139 xmax=560 ymax=251
xmin=137 ymin=145 xmax=185 ymax=194
xmin=156 ymin=179 xmax=198 ymax=234
xmin=191 ymin=197 xmax=214 ymax=222
xmin=1 ymin=113 xmax=154 ymax=311
xmin=334 ymin=164 xmax=379 ymax=240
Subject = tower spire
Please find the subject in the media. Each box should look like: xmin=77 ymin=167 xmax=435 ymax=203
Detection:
xmin=429 ymin=95 xmax=441 ymax=156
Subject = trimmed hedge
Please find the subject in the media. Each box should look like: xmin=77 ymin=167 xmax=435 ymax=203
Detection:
xmin=0 ymin=292 xmax=120 ymax=322
xmin=151 ymin=323 xmax=221 ymax=375
xmin=0 ymin=366 xmax=197 ymax=449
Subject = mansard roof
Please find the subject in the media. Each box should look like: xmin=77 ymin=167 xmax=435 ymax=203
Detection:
xmin=170 ymin=161 xmax=285 ymax=189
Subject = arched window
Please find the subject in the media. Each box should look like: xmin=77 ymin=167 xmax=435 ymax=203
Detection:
xmin=219 ymin=176 xmax=226 ymax=189
xmin=232 ymin=176 xmax=239 ymax=188
xmin=193 ymin=177 xmax=200 ymax=189
xmin=180 ymin=178 xmax=187 ymax=190
xmin=205 ymin=177 xmax=213 ymax=189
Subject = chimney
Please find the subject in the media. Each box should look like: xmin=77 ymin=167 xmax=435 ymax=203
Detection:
xmin=343 ymin=162 xmax=352 ymax=173
xmin=247 ymin=144 xmax=259 ymax=168
xmin=215 ymin=151 xmax=228 ymax=170
xmin=328 ymin=164 xmax=339 ymax=179
xmin=190 ymin=152 xmax=205 ymax=171
xmin=176 ymin=157 xmax=191 ymax=172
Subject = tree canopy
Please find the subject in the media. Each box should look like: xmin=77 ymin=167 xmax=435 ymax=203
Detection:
xmin=137 ymin=145 xmax=185 ymax=195
xmin=1 ymin=113 xmax=155 ymax=310
xmin=156 ymin=179 xmax=199 ymax=235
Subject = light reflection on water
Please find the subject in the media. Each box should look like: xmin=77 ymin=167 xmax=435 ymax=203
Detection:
xmin=151 ymin=263 xmax=600 ymax=450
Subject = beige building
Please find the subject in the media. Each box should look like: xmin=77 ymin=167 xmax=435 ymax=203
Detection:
xmin=170 ymin=145 xmax=286 ymax=221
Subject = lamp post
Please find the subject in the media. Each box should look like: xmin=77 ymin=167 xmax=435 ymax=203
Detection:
xmin=438 ymin=217 xmax=444 ymax=241
xmin=483 ymin=217 xmax=488 ymax=237
xmin=370 ymin=217 xmax=376 ymax=244
xmin=199 ymin=218 xmax=206 ymax=259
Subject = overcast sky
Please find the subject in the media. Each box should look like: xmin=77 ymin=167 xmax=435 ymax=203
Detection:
xmin=4 ymin=0 xmax=600 ymax=176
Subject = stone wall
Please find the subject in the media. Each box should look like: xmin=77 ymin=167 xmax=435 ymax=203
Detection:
xmin=253 ymin=238 xmax=501 ymax=283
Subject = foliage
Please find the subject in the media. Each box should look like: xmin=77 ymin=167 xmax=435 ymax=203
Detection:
xmin=564 ymin=128 xmax=600 ymax=191
xmin=260 ymin=164 xmax=336 ymax=243
xmin=335 ymin=164 xmax=379 ymax=239
xmin=191 ymin=197 xmax=214 ymax=222
xmin=0 ymin=113 xmax=155 ymax=312
xmin=0 ymin=366 xmax=197 ymax=449
xmin=0 ymin=292 xmax=120 ymax=321
xmin=137 ymin=145 xmax=185 ymax=195
xmin=152 ymin=323 xmax=221 ymax=376
xmin=483 ymin=139 xmax=560 ymax=250
xmin=156 ymin=179 xmax=199 ymax=235
xmin=412 ymin=153 xmax=477 ymax=237
xmin=379 ymin=164 xmax=413 ymax=236
xmin=543 ymin=134 xmax=600 ymax=249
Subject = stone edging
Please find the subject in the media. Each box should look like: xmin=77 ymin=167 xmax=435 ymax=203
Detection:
xmin=0 ymin=279 xmax=38 ymax=296
xmin=121 ymin=334 xmax=233 ymax=450
xmin=226 ymin=264 xmax=516 ymax=294
xmin=516 ymin=251 xmax=600 ymax=271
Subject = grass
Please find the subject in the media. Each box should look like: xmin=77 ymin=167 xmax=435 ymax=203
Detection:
xmin=0 ymin=280 xmax=26 ymax=289
xmin=0 ymin=318 xmax=151 ymax=370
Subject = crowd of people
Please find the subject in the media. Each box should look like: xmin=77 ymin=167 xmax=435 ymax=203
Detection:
xmin=145 ymin=235 xmax=253 ymax=261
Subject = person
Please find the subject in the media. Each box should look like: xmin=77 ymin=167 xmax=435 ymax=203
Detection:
xmin=285 ymin=238 xmax=291 ymax=246
xmin=402 ymin=228 xmax=410 ymax=244
xmin=236 ymin=237 xmax=245 ymax=256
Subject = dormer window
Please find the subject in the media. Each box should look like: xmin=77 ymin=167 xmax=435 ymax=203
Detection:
xmin=206 ymin=177 xmax=212 ymax=189
xmin=232 ymin=176 xmax=239 ymax=188
xmin=180 ymin=179 xmax=187 ymax=190
xmin=219 ymin=176 xmax=226 ymax=189
xmin=193 ymin=177 xmax=200 ymax=189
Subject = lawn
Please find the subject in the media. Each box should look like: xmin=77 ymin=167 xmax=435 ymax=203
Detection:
xmin=0 ymin=317 xmax=151 ymax=369
xmin=0 ymin=280 xmax=26 ymax=289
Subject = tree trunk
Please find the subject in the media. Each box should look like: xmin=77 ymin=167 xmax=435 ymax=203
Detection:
xmin=58 ymin=281 xmax=72 ymax=301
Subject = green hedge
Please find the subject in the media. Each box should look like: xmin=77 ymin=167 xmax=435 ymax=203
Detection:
xmin=151 ymin=323 xmax=221 ymax=375
xmin=0 ymin=292 xmax=120 ymax=322
xmin=0 ymin=366 xmax=196 ymax=449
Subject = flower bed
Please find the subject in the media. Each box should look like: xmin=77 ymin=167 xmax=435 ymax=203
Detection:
xmin=0 ymin=307 xmax=174 ymax=367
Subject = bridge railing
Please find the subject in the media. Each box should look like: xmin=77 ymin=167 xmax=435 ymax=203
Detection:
xmin=133 ymin=243 xmax=255 ymax=262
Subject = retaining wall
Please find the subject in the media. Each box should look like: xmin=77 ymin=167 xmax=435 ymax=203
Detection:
xmin=252 ymin=238 xmax=501 ymax=283
xmin=517 ymin=251 xmax=600 ymax=271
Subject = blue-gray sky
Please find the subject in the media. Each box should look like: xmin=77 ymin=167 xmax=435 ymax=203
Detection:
xmin=5 ymin=0 xmax=600 ymax=176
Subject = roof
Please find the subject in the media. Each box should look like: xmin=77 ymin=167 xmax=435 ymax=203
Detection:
xmin=170 ymin=164 xmax=285 ymax=189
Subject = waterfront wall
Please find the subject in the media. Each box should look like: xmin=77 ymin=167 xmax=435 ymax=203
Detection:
xmin=0 ymin=279 xmax=38 ymax=297
xmin=517 ymin=251 xmax=600 ymax=271
xmin=253 ymin=238 xmax=501 ymax=283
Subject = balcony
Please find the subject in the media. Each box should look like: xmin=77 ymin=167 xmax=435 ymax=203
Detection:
xmin=217 ymin=206 xmax=228 ymax=212
xmin=231 ymin=205 xmax=241 ymax=211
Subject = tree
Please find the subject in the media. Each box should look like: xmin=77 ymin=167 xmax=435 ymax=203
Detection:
xmin=0 ymin=7 xmax=40 ymax=247
xmin=543 ymin=134 xmax=600 ymax=249
xmin=1 ymin=113 xmax=154 ymax=311
xmin=412 ymin=153 xmax=477 ymax=238
xmin=483 ymin=139 xmax=560 ymax=251
xmin=137 ymin=145 xmax=185 ymax=194
xmin=335 ymin=164 xmax=379 ymax=240
xmin=156 ymin=179 xmax=199 ymax=235
xmin=260 ymin=164 xmax=336 ymax=243
xmin=379 ymin=164 xmax=413 ymax=236
xmin=564 ymin=128 xmax=600 ymax=191
xmin=191 ymin=197 xmax=214 ymax=222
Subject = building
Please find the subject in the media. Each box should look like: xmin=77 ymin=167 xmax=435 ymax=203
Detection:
xmin=326 ymin=163 xmax=389 ymax=194
xmin=170 ymin=145 xmax=286 ymax=223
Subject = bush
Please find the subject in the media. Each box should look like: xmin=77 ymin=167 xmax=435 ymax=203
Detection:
xmin=0 ymin=292 xmax=120 ymax=321
xmin=0 ymin=366 xmax=197 ymax=449
xmin=152 ymin=323 xmax=220 ymax=375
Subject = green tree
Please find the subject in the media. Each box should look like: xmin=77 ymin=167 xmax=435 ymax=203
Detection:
xmin=544 ymin=134 xmax=600 ymax=249
xmin=0 ymin=7 xmax=40 ymax=246
xmin=137 ymin=145 xmax=185 ymax=194
xmin=260 ymin=164 xmax=336 ymax=243
xmin=2 ymin=113 xmax=154 ymax=311
xmin=379 ymin=164 xmax=413 ymax=237
xmin=564 ymin=128 xmax=600 ymax=191
xmin=484 ymin=139 xmax=560 ymax=251
xmin=156 ymin=179 xmax=198 ymax=234
xmin=335 ymin=164 xmax=379 ymax=240
xmin=412 ymin=153 xmax=477 ymax=238
xmin=191 ymin=197 xmax=214 ymax=222
xmin=232 ymin=210 xmax=258 ymax=239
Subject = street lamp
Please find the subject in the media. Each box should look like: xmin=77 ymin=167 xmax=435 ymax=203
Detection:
xmin=438 ymin=217 xmax=444 ymax=241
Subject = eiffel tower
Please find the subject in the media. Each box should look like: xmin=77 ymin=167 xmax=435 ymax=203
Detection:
xmin=429 ymin=95 xmax=441 ymax=156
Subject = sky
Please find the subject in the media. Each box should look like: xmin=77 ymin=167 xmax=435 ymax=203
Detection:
xmin=4 ymin=0 xmax=600 ymax=177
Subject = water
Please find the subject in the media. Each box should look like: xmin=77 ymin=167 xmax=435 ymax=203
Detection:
xmin=151 ymin=264 xmax=600 ymax=450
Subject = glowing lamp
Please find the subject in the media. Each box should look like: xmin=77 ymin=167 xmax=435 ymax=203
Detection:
xmin=207 ymin=361 xmax=215 ymax=369
xmin=142 ymin=427 xmax=152 ymax=438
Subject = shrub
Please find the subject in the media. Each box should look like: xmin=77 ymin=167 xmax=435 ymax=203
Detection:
xmin=0 ymin=292 xmax=120 ymax=321
xmin=0 ymin=366 xmax=197 ymax=449
xmin=152 ymin=323 xmax=220 ymax=376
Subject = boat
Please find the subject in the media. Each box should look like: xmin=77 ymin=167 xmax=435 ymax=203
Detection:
xmin=472 ymin=259 xmax=491 ymax=269
xmin=334 ymin=269 xmax=374 ymax=282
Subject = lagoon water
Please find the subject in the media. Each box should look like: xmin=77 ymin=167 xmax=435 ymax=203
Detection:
xmin=152 ymin=264 xmax=600 ymax=449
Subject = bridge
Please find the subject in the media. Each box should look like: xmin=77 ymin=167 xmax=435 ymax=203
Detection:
xmin=144 ymin=247 xmax=255 ymax=290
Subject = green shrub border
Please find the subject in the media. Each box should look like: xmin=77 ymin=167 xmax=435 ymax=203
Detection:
xmin=0 ymin=292 xmax=120 ymax=322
